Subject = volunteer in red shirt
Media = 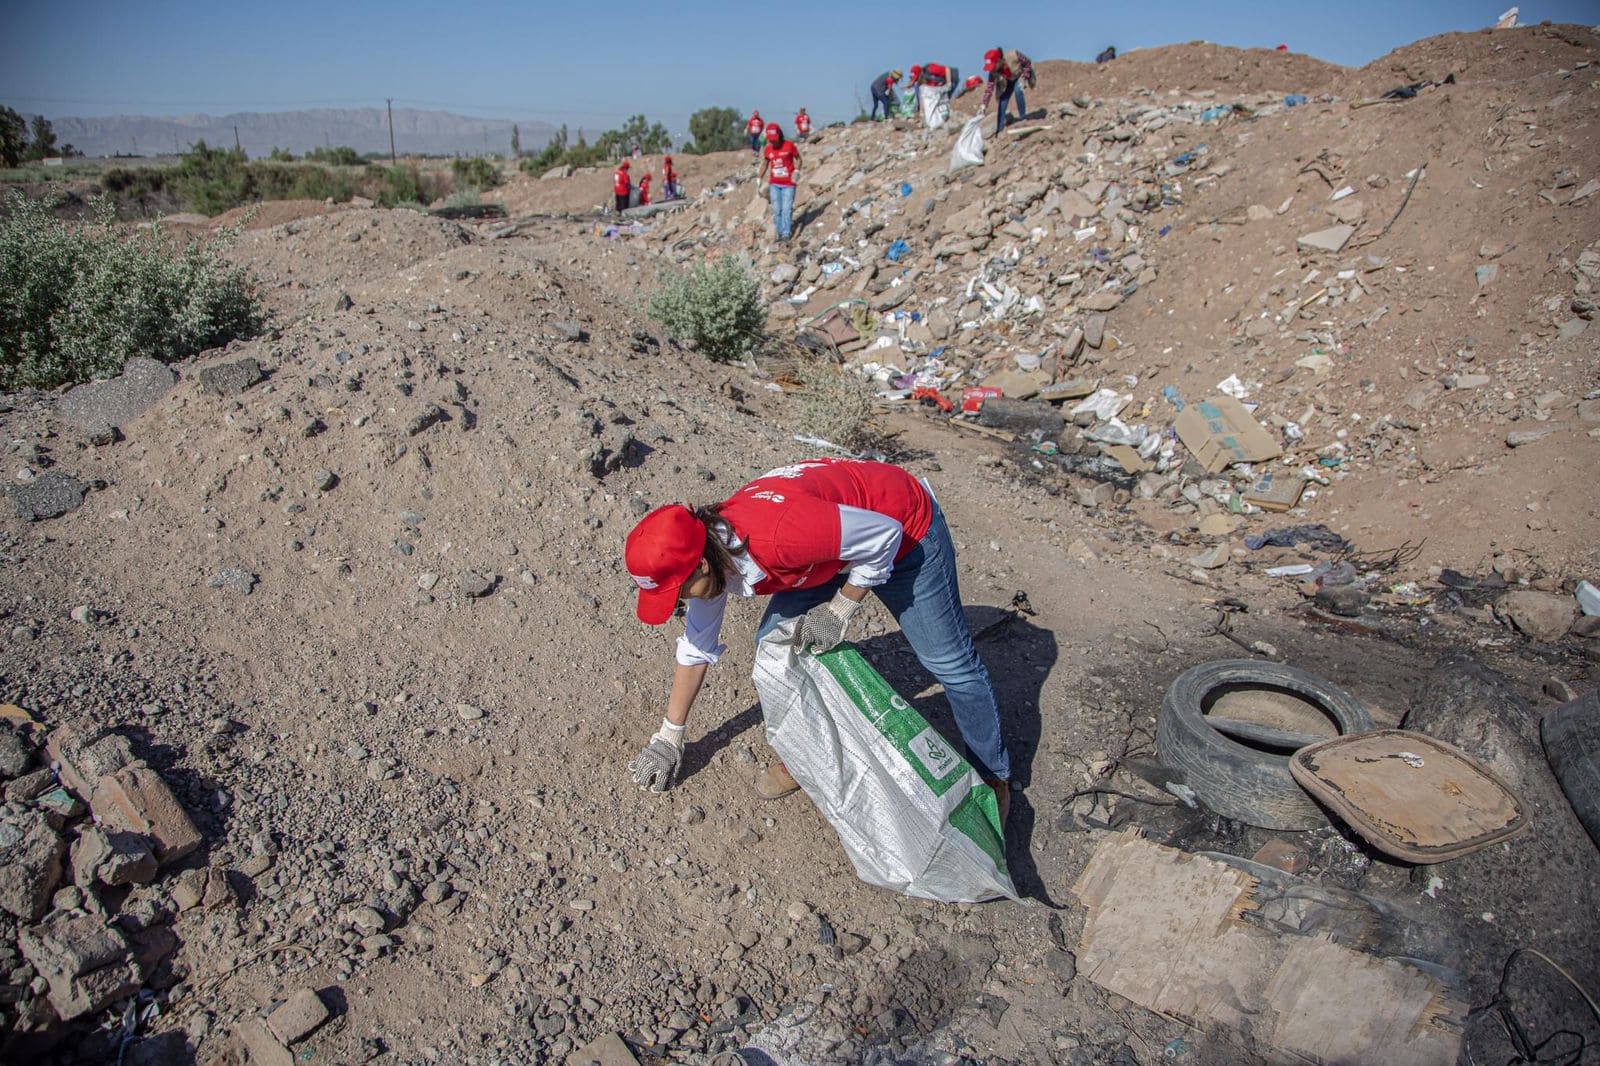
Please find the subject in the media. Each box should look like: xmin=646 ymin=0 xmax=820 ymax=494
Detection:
xmin=794 ymin=107 xmax=812 ymax=141
xmin=757 ymin=123 xmax=800 ymax=242
xmin=624 ymin=458 xmax=1012 ymax=822
xmin=637 ymin=172 xmax=651 ymax=206
xmin=662 ymin=155 xmax=679 ymax=200
xmin=745 ymin=110 xmax=764 ymax=152
xmin=612 ymin=159 xmax=630 ymax=213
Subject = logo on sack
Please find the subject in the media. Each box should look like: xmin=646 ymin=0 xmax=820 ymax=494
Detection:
xmin=908 ymin=728 xmax=959 ymax=779
xmin=630 ymin=573 xmax=658 ymax=589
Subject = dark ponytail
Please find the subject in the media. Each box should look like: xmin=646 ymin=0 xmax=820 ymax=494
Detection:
xmin=692 ymin=503 xmax=745 ymax=598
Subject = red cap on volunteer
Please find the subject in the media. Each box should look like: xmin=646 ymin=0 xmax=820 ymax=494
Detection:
xmin=625 ymin=504 xmax=706 ymax=624
xmin=765 ymin=123 xmax=781 ymax=141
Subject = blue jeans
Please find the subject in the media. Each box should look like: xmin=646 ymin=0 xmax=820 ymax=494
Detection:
xmin=996 ymin=84 xmax=1017 ymax=135
xmin=748 ymin=133 xmax=760 ymax=152
xmin=870 ymin=89 xmax=894 ymax=120
xmin=755 ymin=506 xmax=1010 ymax=781
xmin=768 ymin=183 xmax=795 ymax=240
xmin=1012 ymin=85 xmax=1027 ymax=121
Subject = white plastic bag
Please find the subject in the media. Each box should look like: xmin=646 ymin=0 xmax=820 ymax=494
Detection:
xmin=949 ymin=117 xmax=985 ymax=172
xmin=751 ymin=622 xmax=1016 ymax=903
xmin=921 ymin=86 xmax=951 ymax=130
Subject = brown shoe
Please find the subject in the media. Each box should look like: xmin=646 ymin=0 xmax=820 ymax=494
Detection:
xmin=755 ymin=762 xmax=800 ymax=801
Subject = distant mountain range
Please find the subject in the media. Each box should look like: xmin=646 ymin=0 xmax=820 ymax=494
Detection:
xmin=50 ymin=107 xmax=558 ymax=159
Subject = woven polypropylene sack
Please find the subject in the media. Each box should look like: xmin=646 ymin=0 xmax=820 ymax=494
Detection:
xmin=752 ymin=623 xmax=1015 ymax=903
xmin=921 ymin=86 xmax=951 ymax=129
xmin=949 ymin=117 xmax=984 ymax=171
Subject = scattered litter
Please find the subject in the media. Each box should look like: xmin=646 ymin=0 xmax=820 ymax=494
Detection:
xmin=886 ymin=240 xmax=910 ymax=263
xmin=1244 ymin=524 xmax=1348 ymax=552
xmin=1214 ymin=374 xmax=1250 ymax=399
xmin=1071 ymin=388 xmax=1133 ymax=422
xmin=1266 ymin=564 xmax=1317 ymax=577
xmin=1284 ymin=93 xmax=1309 ymax=107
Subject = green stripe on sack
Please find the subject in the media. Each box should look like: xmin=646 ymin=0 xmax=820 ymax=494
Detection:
xmin=949 ymin=785 xmax=1008 ymax=873
xmin=816 ymin=647 xmax=970 ymax=797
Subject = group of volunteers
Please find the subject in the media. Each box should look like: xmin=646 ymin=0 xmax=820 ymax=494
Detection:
xmin=731 ymin=45 xmax=1037 ymax=239
xmin=611 ymin=154 xmax=681 ymax=213
xmin=872 ymin=46 xmax=1036 ymax=134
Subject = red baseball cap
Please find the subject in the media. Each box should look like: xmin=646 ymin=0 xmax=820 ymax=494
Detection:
xmin=625 ymin=505 xmax=706 ymax=624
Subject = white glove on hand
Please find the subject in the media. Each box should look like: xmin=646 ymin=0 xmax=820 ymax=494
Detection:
xmin=797 ymin=591 xmax=862 ymax=654
xmin=628 ymin=719 xmax=685 ymax=793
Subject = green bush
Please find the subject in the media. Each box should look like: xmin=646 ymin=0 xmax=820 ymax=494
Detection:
xmin=647 ymin=257 xmax=767 ymax=364
xmin=0 ymin=191 xmax=262 ymax=389
xmin=305 ymin=145 xmax=363 ymax=167
xmin=369 ymin=163 xmax=440 ymax=208
xmin=450 ymin=157 xmax=501 ymax=190
xmin=170 ymin=140 xmax=251 ymax=216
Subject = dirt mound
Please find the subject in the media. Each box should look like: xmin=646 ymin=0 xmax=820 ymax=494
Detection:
xmin=1036 ymin=43 xmax=1347 ymax=100
xmin=209 ymin=198 xmax=355 ymax=231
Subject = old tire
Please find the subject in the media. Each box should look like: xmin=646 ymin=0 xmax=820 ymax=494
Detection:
xmin=1157 ymin=660 xmax=1374 ymax=830
xmin=1541 ymin=686 xmax=1600 ymax=851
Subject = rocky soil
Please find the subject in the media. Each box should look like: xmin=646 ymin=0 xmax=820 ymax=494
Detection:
xmin=2 ymin=23 xmax=1598 ymax=1066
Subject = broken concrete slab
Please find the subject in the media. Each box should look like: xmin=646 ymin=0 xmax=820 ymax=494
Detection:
xmin=239 ymin=1020 xmax=296 ymax=1066
xmin=46 ymin=722 xmax=136 ymax=799
xmin=1079 ymin=290 xmax=1123 ymax=312
xmin=19 ymin=913 xmax=144 ymax=1020
xmin=56 ymin=357 xmax=179 ymax=439
xmin=0 ymin=811 xmax=67 ymax=920
xmin=197 ymin=357 xmax=265 ymax=397
xmin=1083 ymin=313 xmax=1106 ymax=349
xmin=869 ymin=285 xmax=913 ymax=312
xmin=1497 ymin=590 xmax=1575 ymax=642
xmin=71 ymin=826 xmax=157 ymax=888
xmin=266 ymin=987 xmax=331 ymax=1044
xmin=7 ymin=471 xmax=86 ymax=522
xmin=565 ymin=1032 xmax=642 ymax=1066
xmin=1296 ymin=224 xmax=1356 ymax=253
xmin=90 ymin=764 xmax=202 ymax=865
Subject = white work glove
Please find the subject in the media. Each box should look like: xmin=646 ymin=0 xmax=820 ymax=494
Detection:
xmin=628 ymin=719 xmax=685 ymax=793
xmin=797 ymin=591 xmax=862 ymax=654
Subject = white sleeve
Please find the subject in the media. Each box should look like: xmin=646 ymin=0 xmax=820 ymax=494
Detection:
xmin=675 ymin=588 xmax=729 ymax=666
xmin=836 ymin=504 xmax=905 ymax=589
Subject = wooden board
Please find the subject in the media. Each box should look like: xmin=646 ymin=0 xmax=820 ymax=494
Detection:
xmin=1289 ymin=730 xmax=1530 ymax=861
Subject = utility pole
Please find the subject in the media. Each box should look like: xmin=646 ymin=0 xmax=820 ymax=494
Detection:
xmin=233 ymin=125 xmax=241 ymax=153
xmin=386 ymin=98 xmax=396 ymax=163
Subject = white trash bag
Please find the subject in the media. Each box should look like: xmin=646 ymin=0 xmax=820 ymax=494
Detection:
xmin=752 ymin=622 xmax=1016 ymax=903
xmin=949 ymin=116 xmax=985 ymax=171
xmin=921 ymin=86 xmax=951 ymax=130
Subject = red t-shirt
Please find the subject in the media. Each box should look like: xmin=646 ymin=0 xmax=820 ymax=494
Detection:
xmin=638 ymin=175 xmax=651 ymax=205
xmin=717 ymin=459 xmax=934 ymax=594
xmin=664 ymin=162 xmax=676 ymax=183
xmin=747 ymin=116 xmax=763 ymax=136
xmin=795 ymin=112 xmax=811 ymax=134
xmin=763 ymin=141 xmax=799 ymax=187
xmin=613 ymin=167 xmax=629 ymax=196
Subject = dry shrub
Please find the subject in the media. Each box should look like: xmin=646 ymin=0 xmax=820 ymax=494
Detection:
xmin=794 ymin=359 xmax=879 ymax=452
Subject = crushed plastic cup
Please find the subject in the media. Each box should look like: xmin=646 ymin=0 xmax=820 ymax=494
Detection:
xmin=1577 ymin=580 xmax=1600 ymax=617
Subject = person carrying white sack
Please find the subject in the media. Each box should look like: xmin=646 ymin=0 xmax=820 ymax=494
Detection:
xmin=622 ymin=458 xmax=1012 ymax=823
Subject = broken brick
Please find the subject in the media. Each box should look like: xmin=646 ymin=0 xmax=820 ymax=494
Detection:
xmin=18 ymin=913 xmax=144 ymax=1020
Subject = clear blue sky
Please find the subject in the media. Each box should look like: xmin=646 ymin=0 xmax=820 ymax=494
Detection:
xmin=3 ymin=0 xmax=1595 ymax=135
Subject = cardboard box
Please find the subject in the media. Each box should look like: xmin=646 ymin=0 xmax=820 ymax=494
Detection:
xmin=1244 ymin=471 xmax=1306 ymax=512
xmin=1174 ymin=396 xmax=1282 ymax=473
